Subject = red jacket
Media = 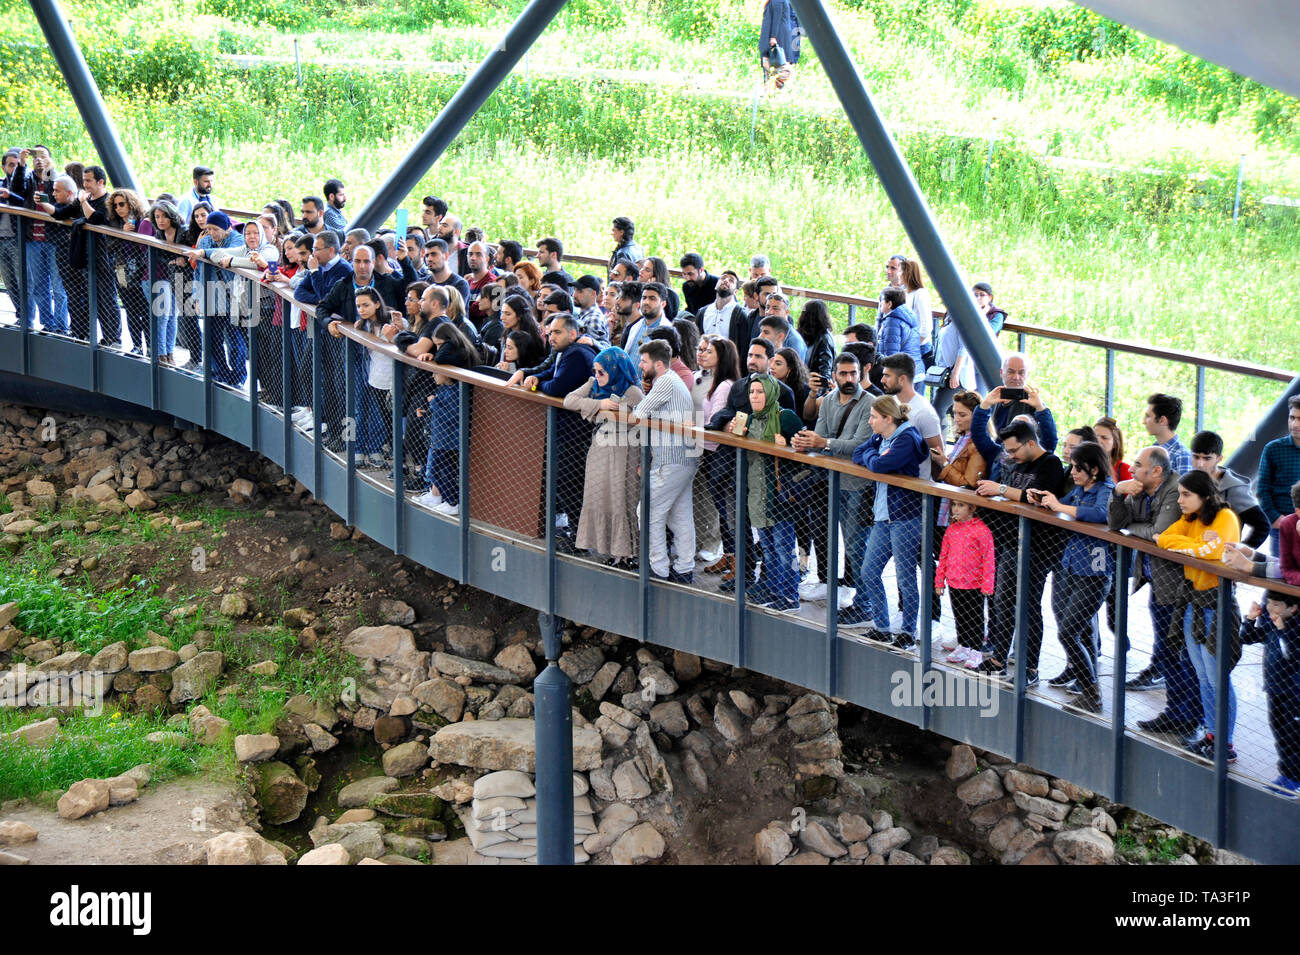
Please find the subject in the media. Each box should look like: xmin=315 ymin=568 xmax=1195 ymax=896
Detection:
xmin=935 ymin=516 xmax=995 ymax=594
xmin=1281 ymin=512 xmax=1300 ymax=586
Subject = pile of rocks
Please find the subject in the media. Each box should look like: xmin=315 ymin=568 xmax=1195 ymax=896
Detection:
xmin=462 ymin=770 xmax=594 ymax=864
xmin=946 ymin=744 xmax=1120 ymax=865
xmin=755 ymin=808 xmax=970 ymax=865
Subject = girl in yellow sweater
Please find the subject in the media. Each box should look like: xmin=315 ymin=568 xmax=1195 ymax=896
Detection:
xmin=1157 ymin=470 xmax=1241 ymax=762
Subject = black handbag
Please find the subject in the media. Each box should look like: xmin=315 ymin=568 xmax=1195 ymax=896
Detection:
xmin=777 ymin=395 xmax=862 ymax=506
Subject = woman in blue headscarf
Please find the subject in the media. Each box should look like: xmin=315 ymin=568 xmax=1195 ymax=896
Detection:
xmin=564 ymin=346 xmax=646 ymax=566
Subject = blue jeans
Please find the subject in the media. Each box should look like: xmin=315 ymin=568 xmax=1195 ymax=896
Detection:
xmin=1184 ymin=606 xmax=1236 ymax=743
xmin=25 ymin=240 xmax=68 ymax=333
xmin=150 ymin=277 xmax=179 ymax=355
xmin=839 ymin=487 xmax=868 ymax=591
xmin=756 ymin=520 xmax=798 ymax=603
xmin=858 ymin=518 xmax=921 ymax=634
xmin=1149 ymin=601 xmax=1201 ymax=723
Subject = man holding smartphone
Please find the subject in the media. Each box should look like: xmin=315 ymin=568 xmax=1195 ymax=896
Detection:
xmin=970 ymin=353 xmax=1058 ymax=481
xmin=20 ymin=146 xmax=69 ymax=334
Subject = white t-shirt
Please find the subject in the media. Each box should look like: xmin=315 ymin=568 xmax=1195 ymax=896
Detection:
xmin=367 ymin=351 xmax=394 ymax=391
xmin=900 ymin=390 xmax=940 ymax=480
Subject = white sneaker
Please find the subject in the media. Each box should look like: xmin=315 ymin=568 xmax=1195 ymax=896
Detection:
xmin=946 ymin=647 xmax=971 ymax=665
xmin=837 ymin=589 xmax=855 ymax=609
xmin=555 ymin=513 xmax=569 ymax=529
xmin=798 ymin=580 xmax=827 ymax=602
xmin=696 ymin=545 xmax=723 ymax=564
xmin=434 ymin=501 xmax=459 ymax=516
xmin=413 ymin=491 xmax=442 ymax=509
xmin=941 ymin=634 xmax=959 ymax=651
xmin=963 ymin=651 xmax=984 ymax=670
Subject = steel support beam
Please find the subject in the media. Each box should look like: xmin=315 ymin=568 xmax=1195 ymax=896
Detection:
xmin=349 ymin=0 xmax=571 ymax=233
xmin=1226 ymin=371 xmax=1300 ymax=477
xmin=29 ymin=0 xmax=141 ymax=193
xmin=788 ymin=0 xmax=1002 ymax=388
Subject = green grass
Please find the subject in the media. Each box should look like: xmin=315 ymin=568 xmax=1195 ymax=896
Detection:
xmin=0 ymin=0 xmax=1295 ymax=451
xmin=0 ymin=709 xmax=201 ymax=802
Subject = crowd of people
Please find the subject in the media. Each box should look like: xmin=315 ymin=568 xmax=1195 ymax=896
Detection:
xmin=4 ymin=148 xmax=1300 ymax=795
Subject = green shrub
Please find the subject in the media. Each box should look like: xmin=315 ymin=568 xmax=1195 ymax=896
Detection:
xmin=562 ymin=0 xmax=627 ymax=30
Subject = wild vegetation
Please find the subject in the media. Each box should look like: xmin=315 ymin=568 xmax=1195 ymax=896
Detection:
xmin=2 ymin=0 xmax=1297 ymax=444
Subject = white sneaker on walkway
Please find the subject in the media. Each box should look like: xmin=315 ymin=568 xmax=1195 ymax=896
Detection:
xmin=799 ymin=580 xmax=827 ymax=602
xmin=434 ymin=501 xmax=459 ymax=516
xmin=413 ymin=491 xmax=442 ymax=509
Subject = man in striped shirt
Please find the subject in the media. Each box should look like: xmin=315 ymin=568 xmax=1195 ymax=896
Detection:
xmin=632 ymin=339 xmax=700 ymax=583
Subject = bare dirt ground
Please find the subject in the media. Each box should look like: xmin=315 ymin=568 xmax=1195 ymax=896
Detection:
xmin=2 ymin=775 xmax=250 ymax=865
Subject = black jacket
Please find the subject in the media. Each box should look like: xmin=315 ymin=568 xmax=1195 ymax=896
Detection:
xmin=708 ymin=372 xmax=796 ymax=431
xmin=682 ymin=272 xmax=719 ymax=316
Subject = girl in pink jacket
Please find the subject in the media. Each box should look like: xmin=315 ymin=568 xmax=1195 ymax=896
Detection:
xmin=934 ymin=500 xmax=995 ymax=667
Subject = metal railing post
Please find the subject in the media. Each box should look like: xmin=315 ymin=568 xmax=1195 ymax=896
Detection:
xmin=1012 ymin=514 xmax=1031 ymax=762
xmin=281 ymin=300 xmax=292 ymax=474
xmin=1195 ymin=366 xmax=1206 ymax=432
xmin=87 ymin=231 xmax=100 ymax=392
xmin=345 ymin=338 xmax=357 ymax=526
xmin=392 ymin=360 xmax=406 ymax=557
xmin=201 ymin=265 xmax=212 ymax=431
xmin=247 ymin=282 xmax=259 ymax=451
xmin=534 ymin=402 xmax=574 ymax=865
xmin=147 ymin=246 xmax=159 ymax=409
xmin=825 ymin=469 xmax=841 ymax=697
xmin=17 ymin=226 xmax=29 ymax=375
xmin=917 ymin=490 xmax=935 ymax=731
xmin=639 ymin=437 xmax=651 ymax=643
xmin=1110 ymin=545 xmax=1131 ymax=801
xmin=1017 ymin=331 xmax=1027 ymax=354
xmin=311 ymin=319 xmax=323 ymax=496
xmin=1212 ymin=578 xmax=1232 ymax=847
xmin=734 ymin=444 xmax=748 ymax=668
xmin=457 ymin=378 xmax=470 ymax=580
xmin=1104 ymin=348 xmax=1115 ymax=417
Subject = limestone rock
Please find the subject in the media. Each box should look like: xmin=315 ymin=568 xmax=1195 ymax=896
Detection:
xmin=559 ymin=645 xmax=605 ymax=684
xmin=205 ymin=830 xmax=287 ymax=865
xmin=128 ymin=646 xmax=179 ymax=672
xmin=799 ymin=821 xmax=847 ymax=858
xmin=379 ymin=598 xmax=416 ymax=626
xmin=968 ymin=797 xmax=1018 ymax=828
xmin=612 ymin=759 xmax=652 ymax=801
xmin=431 ymin=652 xmax=522 ymax=686
xmin=788 ymin=708 xmax=835 ymax=739
xmin=256 ymin=761 xmax=309 ymax=825
xmin=169 ymin=651 xmax=224 ymax=704
xmin=1053 ymin=827 xmax=1114 ymax=865
xmin=1004 ymin=769 xmax=1050 ymax=796
xmin=955 ymin=769 xmax=1004 ymax=806
xmin=583 ymin=802 xmax=639 ymax=854
xmin=429 ymin=718 xmax=601 ymax=772
xmin=227 ymin=478 xmax=256 ymax=502
xmin=838 ymin=813 xmax=872 ymax=844
xmin=989 ymin=816 xmax=1024 ymax=852
xmin=303 ymin=723 xmax=338 ymax=752
xmin=930 ymin=846 xmax=971 ymax=865
xmin=1012 ymin=791 xmax=1070 ymax=822
xmin=57 ymin=779 xmax=111 ymax=820
xmin=672 ymin=650 xmax=702 ymax=682
xmin=945 ymin=744 xmax=978 ymax=781
xmin=867 ymin=826 xmax=911 ymax=856
xmin=124 ymin=489 xmax=156 ymax=510
xmin=610 ymin=822 xmax=665 ymax=865
xmin=445 ymin=624 xmax=493 ymax=660
xmin=298 ymin=843 xmax=351 ymax=865
xmin=235 ymin=734 xmax=280 ymax=763
xmin=649 ymin=700 xmax=689 ymax=737
xmin=382 ymin=740 xmax=430 ymax=778
xmin=188 ymin=705 xmax=230 ymax=744
xmin=0 ymin=821 xmax=38 ymax=846
xmin=712 ymin=701 xmax=747 ymax=744
xmin=219 ymin=593 xmax=250 ymax=618
xmin=2 ymin=716 xmax=57 ymax=748
xmin=755 ymin=824 xmax=794 ymax=865
xmin=888 ymin=849 xmax=923 ymax=865
xmin=494 ymin=644 xmax=537 ymax=682
xmin=637 ymin=664 xmax=677 ymax=698
xmin=338 ymin=776 xmax=400 ymax=808
xmin=412 ymin=678 xmax=465 ymax=722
